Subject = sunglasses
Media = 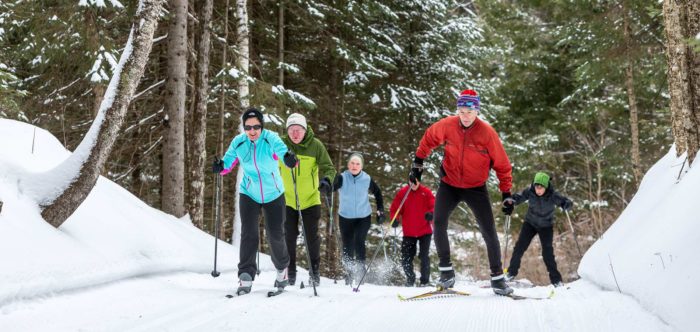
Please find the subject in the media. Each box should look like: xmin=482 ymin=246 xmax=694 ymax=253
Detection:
xmin=244 ymin=124 xmax=262 ymax=131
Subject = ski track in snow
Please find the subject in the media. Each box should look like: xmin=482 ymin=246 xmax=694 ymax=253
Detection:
xmin=0 ymin=271 xmax=671 ymax=332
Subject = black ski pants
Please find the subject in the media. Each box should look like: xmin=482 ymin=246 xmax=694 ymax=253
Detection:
xmin=434 ymin=182 xmax=503 ymax=276
xmin=338 ymin=215 xmax=372 ymax=265
xmin=238 ymin=194 xmax=289 ymax=279
xmin=284 ymin=205 xmax=321 ymax=276
xmin=401 ymin=234 xmax=432 ymax=284
xmin=507 ymin=222 xmax=562 ymax=284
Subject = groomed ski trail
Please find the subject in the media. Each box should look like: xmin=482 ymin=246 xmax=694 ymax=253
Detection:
xmin=0 ymin=271 xmax=671 ymax=332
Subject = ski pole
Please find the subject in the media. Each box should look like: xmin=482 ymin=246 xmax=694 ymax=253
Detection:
xmin=354 ymin=184 xmax=411 ymax=292
xmin=379 ymin=225 xmax=389 ymax=262
xmin=256 ymin=242 xmax=261 ymax=276
xmin=292 ymin=171 xmax=318 ymax=296
xmin=503 ymin=215 xmax=511 ymax=266
xmin=211 ymin=173 xmax=222 ymax=278
xmin=392 ymin=227 xmax=400 ymax=257
xmin=565 ymin=210 xmax=583 ymax=259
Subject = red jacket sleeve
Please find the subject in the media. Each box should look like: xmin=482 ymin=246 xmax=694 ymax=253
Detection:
xmin=486 ymin=127 xmax=513 ymax=193
xmin=389 ymin=186 xmax=409 ymax=222
xmin=416 ymin=118 xmax=449 ymax=159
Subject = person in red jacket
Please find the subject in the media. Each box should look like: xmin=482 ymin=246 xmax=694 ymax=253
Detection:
xmin=411 ymin=89 xmax=514 ymax=295
xmin=389 ymin=181 xmax=435 ymax=287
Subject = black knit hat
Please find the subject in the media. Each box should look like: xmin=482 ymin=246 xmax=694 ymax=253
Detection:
xmin=242 ymin=108 xmax=264 ymax=128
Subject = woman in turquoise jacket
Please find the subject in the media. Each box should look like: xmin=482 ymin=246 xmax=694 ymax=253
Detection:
xmin=213 ymin=108 xmax=298 ymax=295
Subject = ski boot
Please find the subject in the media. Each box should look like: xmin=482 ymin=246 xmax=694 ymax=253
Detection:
xmin=504 ymin=272 xmax=515 ymax=282
xmin=309 ymin=270 xmax=321 ymax=287
xmin=404 ymin=278 xmax=415 ymax=287
xmin=491 ymin=274 xmax=514 ymax=295
xmin=288 ymin=271 xmax=296 ymax=286
xmin=552 ymin=281 xmax=564 ymax=288
xmin=236 ymin=272 xmax=253 ymax=295
xmin=274 ymin=267 xmax=289 ymax=289
xmin=436 ymin=267 xmax=455 ymax=290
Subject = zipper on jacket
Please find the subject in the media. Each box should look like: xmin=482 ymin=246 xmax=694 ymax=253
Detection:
xmin=252 ymin=141 xmax=264 ymax=203
xmin=271 ymin=172 xmax=281 ymax=193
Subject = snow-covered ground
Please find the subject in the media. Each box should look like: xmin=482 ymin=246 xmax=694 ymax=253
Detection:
xmin=0 ymin=119 xmax=687 ymax=331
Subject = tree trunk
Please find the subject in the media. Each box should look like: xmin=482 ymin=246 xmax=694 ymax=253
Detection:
xmin=188 ymin=0 xmax=213 ymax=228
xmin=663 ymin=0 xmax=700 ymax=164
xmin=232 ymin=0 xmax=250 ymax=247
xmin=40 ymin=0 xmax=166 ymax=228
xmin=623 ymin=0 xmax=642 ymax=185
xmin=278 ymin=0 xmax=285 ymax=86
xmin=218 ymin=0 xmax=231 ymax=240
xmin=162 ymin=0 xmax=187 ymax=217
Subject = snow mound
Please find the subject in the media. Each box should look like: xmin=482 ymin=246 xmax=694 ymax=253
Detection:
xmin=579 ymin=148 xmax=699 ymax=331
xmin=0 ymin=119 xmax=241 ymax=305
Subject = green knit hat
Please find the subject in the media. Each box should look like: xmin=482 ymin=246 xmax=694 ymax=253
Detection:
xmin=533 ymin=172 xmax=550 ymax=188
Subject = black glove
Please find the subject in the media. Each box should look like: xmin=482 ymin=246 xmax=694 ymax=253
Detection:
xmin=410 ymin=157 xmax=423 ymax=184
xmin=332 ymin=174 xmax=343 ymax=190
xmin=376 ymin=210 xmax=386 ymax=224
xmin=561 ymin=200 xmax=573 ymax=211
xmin=391 ymin=219 xmax=399 ymax=228
xmin=212 ymin=156 xmax=224 ymax=173
xmin=283 ymin=151 xmax=298 ymax=168
xmin=424 ymin=211 xmax=433 ymax=222
xmin=319 ymin=177 xmax=332 ymax=194
xmin=501 ymin=192 xmax=514 ymax=215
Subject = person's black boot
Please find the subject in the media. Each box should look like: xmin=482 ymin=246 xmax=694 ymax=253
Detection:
xmin=436 ymin=267 xmax=455 ymax=290
xmin=491 ymin=274 xmax=514 ymax=295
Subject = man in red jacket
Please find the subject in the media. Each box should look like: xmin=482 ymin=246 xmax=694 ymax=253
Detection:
xmin=389 ymin=181 xmax=435 ymax=287
xmin=411 ymin=89 xmax=514 ymax=295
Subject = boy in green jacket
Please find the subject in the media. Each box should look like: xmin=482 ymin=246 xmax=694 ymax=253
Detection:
xmin=279 ymin=113 xmax=336 ymax=286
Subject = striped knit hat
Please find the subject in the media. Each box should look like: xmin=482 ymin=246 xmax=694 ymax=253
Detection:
xmin=457 ymin=89 xmax=480 ymax=111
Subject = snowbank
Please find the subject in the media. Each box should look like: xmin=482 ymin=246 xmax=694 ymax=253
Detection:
xmin=0 ymin=119 xmax=241 ymax=305
xmin=579 ymin=148 xmax=699 ymax=331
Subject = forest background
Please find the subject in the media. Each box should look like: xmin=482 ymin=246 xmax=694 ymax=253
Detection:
xmin=0 ymin=0 xmax=688 ymax=285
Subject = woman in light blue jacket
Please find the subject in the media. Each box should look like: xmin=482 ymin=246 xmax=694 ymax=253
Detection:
xmin=213 ymin=108 xmax=298 ymax=295
xmin=332 ymin=152 xmax=384 ymax=285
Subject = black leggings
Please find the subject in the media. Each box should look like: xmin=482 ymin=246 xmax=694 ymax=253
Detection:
xmin=338 ymin=215 xmax=372 ymax=264
xmin=284 ymin=205 xmax=321 ymax=275
xmin=238 ymin=194 xmax=289 ymax=279
xmin=507 ymin=222 xmax=562 ymax=284
xmin=433 ymin=182 xmax=503 ymax=276
xmin=401 ymin=234 xmax=432 ymax=284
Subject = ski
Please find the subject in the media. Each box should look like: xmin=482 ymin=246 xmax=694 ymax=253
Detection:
xmin=480 ymin=280 xmax=535 ymax=289
xmin=398 ymin=288 xmax=471 ymax=301
xmin=267 ymin=288 xmax=284 ymax=297
xmin=501 ymin=289 xmax=555 ymax=301
xmin=224 ymin=288 xmax=286 ymax=298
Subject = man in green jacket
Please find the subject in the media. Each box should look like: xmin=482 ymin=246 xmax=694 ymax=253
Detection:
xmin=280 ymin=113 xmax=336 ymax=286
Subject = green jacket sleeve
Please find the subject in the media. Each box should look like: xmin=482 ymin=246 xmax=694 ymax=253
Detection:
xmin=315 ymin=139 xmax=336 ymax=181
